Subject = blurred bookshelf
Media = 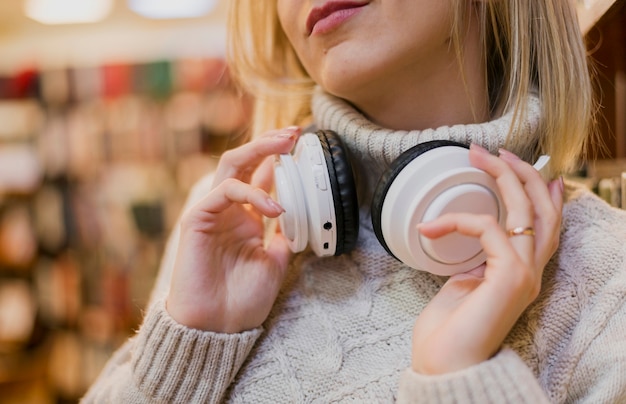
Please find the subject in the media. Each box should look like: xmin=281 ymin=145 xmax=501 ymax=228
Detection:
xmin=0 ymin=57 xmax=251 ymax=403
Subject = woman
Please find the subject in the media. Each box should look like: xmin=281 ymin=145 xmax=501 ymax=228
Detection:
xmin=84 ymin=1 xmax=626 ymax=402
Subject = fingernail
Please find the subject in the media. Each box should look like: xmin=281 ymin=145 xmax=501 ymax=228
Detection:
xmin=267 ymin=197 xmax=285 ymax=213
xmin=559 ymin=175 xmax=564 ymax=193
xmin=470 ymin=143 xmax=490 ymax=154
xmin=498 ymin=148 xmax=520 ymax=160
xmin=276 ymin=126 xmax=300 ymax=140
xmin=275 ymin=132 xmax=297 ymax=140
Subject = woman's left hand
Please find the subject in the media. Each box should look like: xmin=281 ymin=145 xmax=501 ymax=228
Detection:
xmin=411 ymin=144 xmax=564 ymax=375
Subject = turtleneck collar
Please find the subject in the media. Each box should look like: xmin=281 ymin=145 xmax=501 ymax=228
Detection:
xmin=312 ymin=88 xmax=541 ymax=164
xmin=311 ymin=88 xmax=542 ymax=207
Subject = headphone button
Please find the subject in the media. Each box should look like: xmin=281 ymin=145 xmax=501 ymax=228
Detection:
xmin=310 ymin=149 xmax=323 ymax=165
xmin=313 ymin=166 xmax=328 ymax=191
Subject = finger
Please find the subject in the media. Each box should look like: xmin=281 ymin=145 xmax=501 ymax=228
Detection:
xmin=420 ymin=212 xmax=539 ymax=301
xmin=499 ymin=149 xmax=564 ymax=264
xmin=418 ymin=212 xmax=523 ymax=265
xmin=498 ymin=149 xmax=558 ymax=221
xmin=251 ymin=155 xmax=276 ymax=193
xmin=468 ymin=145 xmax=534 ymax=261
xmin=199 ymin=178 xmax=285 ymax=217
xmin=547 ymin=176 xmax=564 ymax=216
xmin=421 ymin=212 xmax=539 ymax=302
xmin=469 ymin=144 xmax=533 ymax=225
xmin=213 ymin=127 xmax=300 ymax=186
xmin=544 ymin=176 xmax=565 ymax=254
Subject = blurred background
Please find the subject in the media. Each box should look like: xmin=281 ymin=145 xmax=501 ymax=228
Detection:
xmin=0 ymin=0 xmax=624 ymax=403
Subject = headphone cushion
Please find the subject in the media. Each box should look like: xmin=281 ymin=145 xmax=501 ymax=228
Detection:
xmin=371 ymin=140 xmax=469 ymax=259
xmin=317 ymin=130 xmax=359 ymax=255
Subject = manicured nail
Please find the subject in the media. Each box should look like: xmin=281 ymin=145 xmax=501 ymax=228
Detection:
xmin=470 ymin=143 xmax=490 ymax=154
xmin=275 ymin=126 xmax=300 ymax=140
xmin=267 ymin=197 xmax=285 ymax=213
xmin=498 ymin=148 xmax=520 ymax=160
xmin=275 ymin=132 xmax=297 ymax=140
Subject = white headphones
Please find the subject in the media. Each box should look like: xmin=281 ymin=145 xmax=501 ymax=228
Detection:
xmin=274 ymin=130 xmax=359 ymax=257
xmin=274 ymin=130 xmax=550 ymax=276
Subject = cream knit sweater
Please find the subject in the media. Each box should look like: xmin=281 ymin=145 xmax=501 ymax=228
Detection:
xmin=83 ymin=91 xmax=626 ymax=403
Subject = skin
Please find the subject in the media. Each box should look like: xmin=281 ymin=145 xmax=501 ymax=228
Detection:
xmin=276 ymin=0 xmax=489 ymax=130
xmin=167 ymin=128 xmax=300 ymax=333
xmin=413 ymin=145 xmax=562 ymax=373
xmin=167 ymin=0 xmax=564 ymax=375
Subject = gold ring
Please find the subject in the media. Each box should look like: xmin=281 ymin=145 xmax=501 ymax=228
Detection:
xmin=506 ymin=227 xmax=535 ymax=237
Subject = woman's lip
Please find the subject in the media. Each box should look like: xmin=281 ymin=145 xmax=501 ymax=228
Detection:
xmin=306 ymin=1 xmax=367 ymax=36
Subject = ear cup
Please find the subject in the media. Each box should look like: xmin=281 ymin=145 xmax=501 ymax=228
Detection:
xmin=274 ymin=130 xmax=359 ymax=257
xmin=316 ymin=130 xmax=359 ymax=255
xmin=371 ymin=140 xmax=466 ymax=259
xmin=371 ymin=140 xmax=506 ymax=275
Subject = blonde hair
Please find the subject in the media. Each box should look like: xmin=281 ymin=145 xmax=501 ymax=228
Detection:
xmin=227 ymin=2 xmax=314 ymax=133
xmin=227 ymin=0 xmax=596 ymax=174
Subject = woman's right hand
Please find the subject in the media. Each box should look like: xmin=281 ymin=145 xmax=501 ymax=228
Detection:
xmin=166 ymin=126 xmax=301 ymax=333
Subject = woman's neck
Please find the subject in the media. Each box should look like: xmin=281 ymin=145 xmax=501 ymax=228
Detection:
xmin=334 ymin=11 xmax=489 ymax=131
xmin=343 ymin=66 xmax=490 ymax=131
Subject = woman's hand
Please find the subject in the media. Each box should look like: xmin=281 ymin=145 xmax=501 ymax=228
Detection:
xmin=411 ymin=144 xmax=564 ymax=374
xmin=166 ymin=127 xmax=301 ymax=333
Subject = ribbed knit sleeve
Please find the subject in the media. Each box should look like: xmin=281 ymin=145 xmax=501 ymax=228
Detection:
xmin=131 ymin=299 xmax=262 ymax=403
xmin=82 ymin=299 xmax=262 ymax=403
xmin=397 ymin=349 xmax=549 ymax=403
